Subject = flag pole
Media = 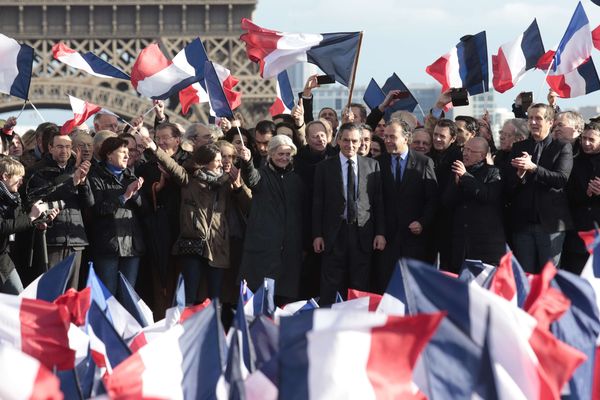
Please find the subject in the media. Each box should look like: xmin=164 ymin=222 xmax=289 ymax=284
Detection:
xmin=416 ymin=104 xmax=426 ymax=121
xmin=538 ymin=58 xmax=555 ymax=99
xmin=28 ymin=100 xmax=46 ymax=123
xmin=346 ymin=31 xmax=364 ymax=109
xmin=15 ymin=99 xmax=28 ymax=120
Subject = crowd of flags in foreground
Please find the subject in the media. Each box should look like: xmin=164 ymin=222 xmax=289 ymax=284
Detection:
xmin=2 ymin=230 xmax=600 ymax=399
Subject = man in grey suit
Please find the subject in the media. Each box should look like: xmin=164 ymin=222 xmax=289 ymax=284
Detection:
xmin=313 ymin=123 xmax=386 ymax=305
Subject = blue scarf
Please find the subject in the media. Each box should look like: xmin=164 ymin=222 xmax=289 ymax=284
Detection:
xmin=106 ymin=163 xmax=125 ymax=180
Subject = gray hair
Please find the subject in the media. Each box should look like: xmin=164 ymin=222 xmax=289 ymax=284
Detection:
xmin=267 ymin=134 xmax=297 ymax=156
xmin=556 ymin=111 xmax=585 ymax=134
xmin=507 ymin=118 xmax=529 ymax=140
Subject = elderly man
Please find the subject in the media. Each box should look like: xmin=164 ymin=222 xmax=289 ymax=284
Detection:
xmin=442 ymin=137 xmax=505 ymax=271
xmin=93 ymin=112 xmax=119 ymax=133
xmin=553 ymin=111 xmax=584 ymax=157
xmin=374 ymin=119 xmax=437 ymax=291
xmin=357 ymin=124 xmax=373 ymax=157
xmin=410 ymin=128 xmax=433 ymax=155
xmin=494 ymin=118 xmax=529 ymax=173
xmin=184 ymin=123 xmax=214 ymax=151
xmin=507 ymin=103 xmax=573 ymax=273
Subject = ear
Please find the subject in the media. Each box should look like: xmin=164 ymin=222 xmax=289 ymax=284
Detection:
xmin=1 ymin=173 xmax=9 ymax=182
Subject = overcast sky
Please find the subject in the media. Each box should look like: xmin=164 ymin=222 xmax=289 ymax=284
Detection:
xmin=253 ymin=0 xmax=600 ymax=110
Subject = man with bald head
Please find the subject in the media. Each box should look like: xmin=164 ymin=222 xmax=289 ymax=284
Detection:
xmin=442 ymin=137 xmax=505 ymax=270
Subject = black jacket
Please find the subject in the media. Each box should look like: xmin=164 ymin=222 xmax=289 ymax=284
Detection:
xmin=25 ymin=155 xmax=94 ymax=247
xmin=506 ymin=136 xmax=573 ymax=232
xmin=442 ymin=162 xmax=506 ymax=269
xmin=567 ymin=152 xmax=600 ymax=231
xmin=87 ymin=162 xmax=146 ymax=258
xmin=0 ymin=194 xmax=33 ymax=282
xmin=312 ymin=155 xmax=385 ymax=253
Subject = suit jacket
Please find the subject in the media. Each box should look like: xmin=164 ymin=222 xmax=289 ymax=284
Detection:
xmin=377 ymin=151 xmax=438 ymax=257
xmin=506 ymin=136 xmax=573 ymax=232
xmin=312 ymin=155 xmax=385 ymax=253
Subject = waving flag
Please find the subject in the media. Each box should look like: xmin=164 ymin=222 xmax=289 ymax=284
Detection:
xmin=381 ymin=73 xmax=418 ymax=115
xmin=546 ymin=57 xmax=600 ymax=98
xmin=59 ymin=95 xmax=102 ymax=135
xmin=118 ymin=273 xmax=153 ymax=328
xmin=21 ymin=253 xmax=75 ymax=302
xmin=0 ymin=344 xmax=63 ymax=400
xmin=492 ymin=19 xmax=545 ymax=93
xmin=426 ymin=31 xmax=489 ymax=96
xmin=278 ymin=309 xmax=443 ymax=400
xmin=131 ymin=38 xmax=206 ymax=100
xmin=244 ymin=278 xmax=275 ymax=318
xmin=204 ymin=61 xmax=242 ymax=119
xmin=552 ymin=2 xmax=592 ymax=76
xmin=269 ymin=70 xmax=295 ymax=116
xmin=0 ymin=33 xmax=33 ymax=100
xmin=87 ymin=302 xmax=132 ymax=374
xmin=0 ymin=293 xmax=74 ymax=370
xmin=240 ymin=18 xmax=361 ymax=86
xmin=106 ymin=302 xmax=227 ymax=399
xmin=362 ymin=78 xmax=386 ymax=110
xmin=485 ymin=251 xmax=531 ymax=308
xmin=52 ymin=42 xmax=130 ymax=80
xmin=458 ymin=259 xmax=495 ymax=286
xmin=376 ymin=261 xmax=407 ymax=316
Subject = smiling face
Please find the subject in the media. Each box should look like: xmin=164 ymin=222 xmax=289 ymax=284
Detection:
xmin=307 ymin=123 xmax=327 ymax=153
xmin=411 ymin=130 xmax=432 ymax=154
xmin=337 ymin=127 xmax=361 ymax=159
xmin=2 ymin=172 xmax=23 ymax=193
xmin=220 ymin=145 xmax=236 ymax=173
xmin=270 ymin=145 xmax=293 ymax=169
xmin=462 ymin=138 xmax=487 ymax=167
xmin=433 ymin=126 xmax=455 ymax=151
xmin=49 ymin=135 xmax=73 ymax=166
xmin=107 ymin=146 xmax=129 ymax=169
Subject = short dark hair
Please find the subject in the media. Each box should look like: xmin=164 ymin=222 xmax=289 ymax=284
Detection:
xmin=584 ymin=121 xmax=600 ymax=133
xmin=275 ymin=122 xmax=302 ymax=148
xmin=118 ymin=133 xmax=136 ymax=142
xmin=338 ymin=122 xmax=361 ymax=138
xmin=255 ymin=120 xmax=276 ymax=135
xmin=155 ymin=122 xmax=182 ymax=139
xmin=99 ymin=137 xmax=128 ymax=161
xmin=49 ymin=131 xmax=71 ymax=146
xmin=455 ymin=115 xmax=479 ymax=134
xmin=192 ymin=143 xmax=221 ymax=165
xmin=36 ymin=122 xmax=60 ymax=154
xmin=224 ymin=127 xmax=254 ymax=148
xmin=272 ymin=114 xmax=296 ymax=125
xmin=435 ymin=119 xmax=458 ymax=138
xmin=371 ymin=135 xmax=387 ymax=155
xmin=527 ymin=103 xmax=555 ymax=121
xmin=350 ymin=103 xmax=368 ymax=121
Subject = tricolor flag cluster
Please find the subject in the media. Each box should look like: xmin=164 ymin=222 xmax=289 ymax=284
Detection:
xmin=2 ymin=238 xmax=600 ymax=399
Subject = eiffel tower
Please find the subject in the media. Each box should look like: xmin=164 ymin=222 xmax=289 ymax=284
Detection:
xmin=0 ymin=0 xmax=275 ymax=126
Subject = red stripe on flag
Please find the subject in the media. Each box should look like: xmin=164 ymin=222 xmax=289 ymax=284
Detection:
xmin=53 ymin=287 xmax=91 ymax=326
xmin=593 ymin=25 xmax=600 ymax=51
xmin=367 ymin=313 xmax=444 ymax=399
xmin=19 ymin=298 xmax=74 ymax=370
xmin=347 ymin=289 xmax=382 ymax=312
xmin=546 ymin=74 xmax=571 ymax=98
xmin=240 ymin=18 xmax=283 ymax=77
xmin=106 ymin=352 xmax=146 ymax=399
xmin=524 ymin=262 xmax=570 ymax=330
xmin=29 ymin=363 xmax=63 ymax=400
xmin=492 ymin=47 xmax=515 ymax=93
xmin=536 ymin=50 xmax=556 ymax=71
xmin=490 ymin=252 xmax=517 ymax=302
xmin=425 ymin=55 xmax=451 ymax=92
xmin=130 ymin=43 xmax=173 ymax=89
xmin=51 ymin=42 xmax=77 ymax=59
xmin=179 ymin=84 xmax=201 ymax=115
xmin=269 ymin=97 xmax=286 ymax=117
xmin=593 ymin=346 xmax=600 ymax=400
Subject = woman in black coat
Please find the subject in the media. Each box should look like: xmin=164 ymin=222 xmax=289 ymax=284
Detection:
xmin=87 ymin=137 xmax=146 ymax=299
xmin=237 ymin=135 xmax=305 ymax=304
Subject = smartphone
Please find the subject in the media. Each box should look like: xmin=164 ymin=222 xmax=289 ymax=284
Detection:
xmin=450 ymin=88 xmax=469 ymax=107
xmin=392 ymin=91 xmax=410 ymax=99
xmin=316 ymin=74 xmax=336 ymax=85
xmin=521 ymin=91 xmax=533 ymax=110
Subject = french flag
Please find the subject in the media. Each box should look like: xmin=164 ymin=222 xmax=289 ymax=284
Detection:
xmin=204 ymin=61 xmax=242 ymax=120
xmin=117 ymin=273 xmax=153 ymax=328
xmin=457 ymin=259 xmax=496 ymax=286
xmin=484 ymin=251 xmax=531 ymax=308
xmin=20 ymin=253 xmax=75 ymax=302
xmin=52 ymin=42 xmax=130 ymax=80
xmin=426 ymin=31 xmax=489 ymax=96
xmin=106 ymin=302 xmax=227 ymax=399
xmin=0 ymin=344 xmax=63 ymax=400
xmin=546 ymin=57 xmax=600 ymax=98
xmin=244 ymin=278 xmax=275 ymax=318
xmin=59 ymin=95 xmax=102 ymax=135
xmin=0 ymin=33 xmax=33 ymax=100
xmin=492 ymin=19 xmax=545 ymax=93
xmin=523 ymin=262 xmax=570 ymax=330
xmin=269 ymin=70 xmax=295 ymax=117
xmin=551 ymin=2 xmax=593 ymax=76
xmin=131 ymin=38 xmax=206 ymax=100
xmin=331 ymin=289 xmax=382 ymax=312
xmin=240 ymin=18 xmax=361 ymax=87
xmin=376 ymin=261 xmax=408 ymax=316
xmin=362 ymin=78 xmax=386 ymax=111
xmin=401 ymin=260 xmax=586 ymax=399
xmin=278 ymin=309 xmax=444 ymax=400
xmin=0 ymin=293 xmax=74 ymax=370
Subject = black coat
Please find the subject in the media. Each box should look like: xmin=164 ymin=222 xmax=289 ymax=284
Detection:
xmin=567 ymin=152 xmax=600 ymax=231
xmin=239 ymin=159 xmax=305 ymax=298
xmin=506 ymin=136 xmax=573 ymax=232
xmin=25 ymin=155 xmax=94 ymax=248
xmin=87 ymin=163 xmax=146 ymax=258
xmin=442 ymin=162 xmax=506 ymax=269
xmin=0 ymin=197 xmax=33 ymax=283
xmin=312 ymin=155 xmax=385 ymax=253
xmin=377 ymin=151 xmax=438 ymax=260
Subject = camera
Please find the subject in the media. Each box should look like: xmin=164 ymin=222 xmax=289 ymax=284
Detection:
xmin=450 ymin=88 xmax=469 ymax=107
xmin=34 ymin=200 xmax=65 ymax=224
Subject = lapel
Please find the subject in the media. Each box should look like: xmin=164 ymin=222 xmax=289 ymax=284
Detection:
xmin=333 ymin=156 xmax=345 ymax=203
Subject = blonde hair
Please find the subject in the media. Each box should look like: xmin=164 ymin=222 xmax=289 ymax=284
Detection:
xmin=0 ymin=156 xmax=24 ymax=177
xmin=268 ymin=135 xmax=297 ymax=156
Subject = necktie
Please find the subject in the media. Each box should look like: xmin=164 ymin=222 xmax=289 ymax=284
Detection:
xmin=347 ymin=159 xmax=357 ymax=223
xmin=533 ymin=141 xmax=543 ymax=165
xmin=395 ymin=155 xmax=402 ymax=184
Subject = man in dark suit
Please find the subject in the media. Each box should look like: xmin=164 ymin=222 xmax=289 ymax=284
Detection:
xmin=373 ymin=119 xmax=438 ymax=292
xmin=507 ymin=103 xmax=573 ymax=273
xmin=313 ymin=123 xmax=386 ymax=305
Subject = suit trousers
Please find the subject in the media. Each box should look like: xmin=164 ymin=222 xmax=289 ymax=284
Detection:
xmin=320 ymin=222 xmax=370 ymax=305
xmin=512 ymin=224 xmax=565 ymax=274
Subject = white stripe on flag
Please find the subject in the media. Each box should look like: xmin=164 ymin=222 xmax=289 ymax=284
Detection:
xmin=501 ymin=33 xmax=527 ymax=86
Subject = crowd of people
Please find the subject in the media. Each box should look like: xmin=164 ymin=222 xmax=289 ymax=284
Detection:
xmin=0 ymin=76 xmax=595 ymax=319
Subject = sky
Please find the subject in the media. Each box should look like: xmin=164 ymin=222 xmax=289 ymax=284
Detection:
xmin=253 ymin=0 xmax=600 ymax=111
xmin=5 ymin=0 xmax=600 ymax=130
